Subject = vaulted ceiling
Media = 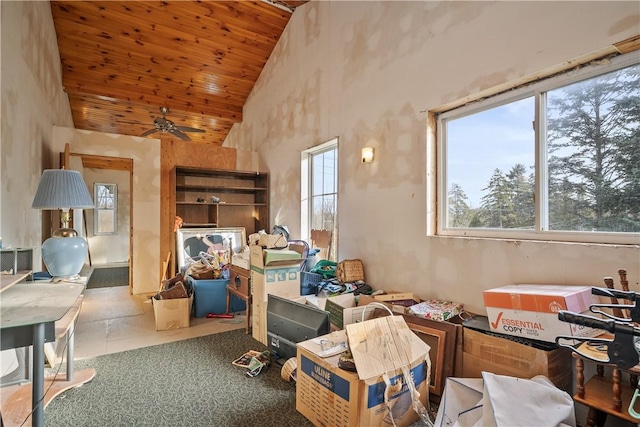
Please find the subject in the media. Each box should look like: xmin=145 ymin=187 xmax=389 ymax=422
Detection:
xmin=50 ymin=1 xmax=307 ymax=145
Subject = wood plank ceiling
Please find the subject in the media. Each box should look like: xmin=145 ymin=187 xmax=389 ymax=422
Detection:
xmin=50 ymin=1 xmax=307 ymax=145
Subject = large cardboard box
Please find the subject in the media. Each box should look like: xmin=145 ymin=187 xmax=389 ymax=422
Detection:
xmin=250 ymin=245 xmax=305 ymax=344
xmin=250 ymin=245 xmax=304 ymax=302
xmin=152 ymin=295 xmax=193 ymax=331
xmin=483 ymin=284 xmax=599 ymax=343
xmin=462 ymin=327 xmax=572 ymax=392
xmin=297 ymin=317 xmax=431 ymax=427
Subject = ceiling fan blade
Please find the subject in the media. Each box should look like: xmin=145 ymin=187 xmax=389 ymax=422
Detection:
xmin=169 ymin=129 xmax=191 ymax=141
xmin=140 ymin=128 xmax=160 ymax=137
xmin=175 ymin=126 xmax=205 ymax=133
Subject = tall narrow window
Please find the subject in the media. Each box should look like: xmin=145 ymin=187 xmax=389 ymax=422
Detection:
xmin=301 ymin=138 xmax=338 ymax=260
xmin=94 ymin=183 xmax=117 ymax=235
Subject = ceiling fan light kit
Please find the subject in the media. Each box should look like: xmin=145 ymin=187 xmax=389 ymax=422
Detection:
xmin=141 ymin=107 xmax=205 ymax=141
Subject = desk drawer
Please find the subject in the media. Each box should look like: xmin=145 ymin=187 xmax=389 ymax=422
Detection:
xmin=229 ymin=266 xmax=250 ymax=297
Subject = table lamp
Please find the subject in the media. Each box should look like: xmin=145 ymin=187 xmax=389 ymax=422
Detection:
xmin=31 ymin=169 xmax=94 ymax=280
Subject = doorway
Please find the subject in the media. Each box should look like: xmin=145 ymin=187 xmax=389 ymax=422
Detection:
xmin=65 ymin=152 xmax=134 ymax=292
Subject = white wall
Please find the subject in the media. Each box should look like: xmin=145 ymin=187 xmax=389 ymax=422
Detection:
xmin=83 ymin=168 xmax=130 ymax=265
xmin=53 ymin=127 xmax=161 ymax=295
xmin=0 ymin=1 xmax=74 ymax=264
xmin=226 ymin=1 xmax=640 ymax=314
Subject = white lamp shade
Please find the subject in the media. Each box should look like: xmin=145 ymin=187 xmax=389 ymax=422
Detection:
xmin=41 ymin=236 xmax=88 ymax=277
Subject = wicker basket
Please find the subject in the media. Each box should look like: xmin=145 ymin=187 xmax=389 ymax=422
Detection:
xmin=336 ymin=259 xmax=365 ymax=283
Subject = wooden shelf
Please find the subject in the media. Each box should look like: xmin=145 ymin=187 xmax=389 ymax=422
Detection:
xmin=174 ymin=167 xmax=269 ymax=236
xmin=176 ymin=202 xmax=267 ymax=206
xmin=176 ymin=185 xmax=268 ymax=193
xmin=574 ymin=375 xmax=640 ymax=423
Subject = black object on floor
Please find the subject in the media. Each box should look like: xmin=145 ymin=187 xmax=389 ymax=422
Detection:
xmin=86 ymin=266 xmax=129 ymax=289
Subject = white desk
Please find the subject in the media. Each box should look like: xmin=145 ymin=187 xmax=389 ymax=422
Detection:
xmin=0 ymin=280 xmax=87 ymax=427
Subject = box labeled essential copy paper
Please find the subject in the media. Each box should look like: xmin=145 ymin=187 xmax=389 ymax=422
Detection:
xmin=296 ymin=324 xmax=430 ymax=427
xmin=483 ymin=284 xmax=599 ymax=343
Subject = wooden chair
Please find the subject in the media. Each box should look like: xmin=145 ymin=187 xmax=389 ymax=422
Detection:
xmin=310 ymin=229 xmax=332 ymax=261
xmin=572 ymin=269 xmax=640 ymax=427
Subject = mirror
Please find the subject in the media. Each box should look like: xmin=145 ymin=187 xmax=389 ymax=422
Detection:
xmin=176 ymin=227 xmax=247 ymax=269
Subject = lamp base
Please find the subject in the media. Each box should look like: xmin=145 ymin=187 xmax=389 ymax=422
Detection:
xmin=41 ymin=234 xmax=88 ymax=279
xmin=52 ymin=227 xmax=79 ymax=238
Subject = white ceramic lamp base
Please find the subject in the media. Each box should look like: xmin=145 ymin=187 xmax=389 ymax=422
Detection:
xmin=41 ymin=235 xmax=88 ymax=279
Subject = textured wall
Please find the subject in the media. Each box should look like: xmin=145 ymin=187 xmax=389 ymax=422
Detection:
xmin=226 ymin=1 xmax=640 ymax=314
xmin=0 ymin=1 xmax=73 ymax=262
xmin=53 ymin=127 xmax=161 ymax=295
xmin=82 ymin=168 xmax=131 ymax=265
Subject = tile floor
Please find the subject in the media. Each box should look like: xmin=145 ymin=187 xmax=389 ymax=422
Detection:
xmin=0 ymin=281 xmax=246 ymax=418
xmin=73 ymin=285 xmax=246 ymax=360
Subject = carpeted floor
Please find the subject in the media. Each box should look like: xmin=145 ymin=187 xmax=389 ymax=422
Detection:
xmin=86 ymin=266 xmax=129 ymax=289
xmin=44 ymin=329 xmax=312 ymax=427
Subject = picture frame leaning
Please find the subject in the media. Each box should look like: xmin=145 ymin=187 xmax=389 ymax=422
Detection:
xmin=176 ymin=227 xmax=247 ymax=269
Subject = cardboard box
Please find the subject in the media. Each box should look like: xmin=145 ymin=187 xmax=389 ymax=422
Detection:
xmin=407 ymin=299 xmax=463 ymax=322
xmin=250 ymin=245 xmax=304 ymax=302
xmin=373 ymin=292 xmax=420 ymax=304
xmin=483 ymin=284 xmax=599 ymax=343
xmin=322 ymin=294 xmax=377 ymax=330
xmin=373 ymin=292 xmax=421 ymax=315
xmin=462 ymin=327 xmax=572 ymax=392
xmin=297 ymin=322 xmax=430 ymax=427
xmin=250 ymin=244 xmax=305 ymax=344
xmin=152 ymin=294 xmax=193 ymax=331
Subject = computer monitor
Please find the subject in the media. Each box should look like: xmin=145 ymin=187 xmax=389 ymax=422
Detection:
xmin=266 ymin=294 xmax=330 ymax=362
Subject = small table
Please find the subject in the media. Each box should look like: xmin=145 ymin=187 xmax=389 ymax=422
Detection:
xmin=0 ymin=279 xmax=93 ymax=427
xmin=226 ymin=265 xmax=251 ymax=334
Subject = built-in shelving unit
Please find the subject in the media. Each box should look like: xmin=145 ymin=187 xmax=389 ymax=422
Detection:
xmin=174 ymin=167 xmax=269 ymax=235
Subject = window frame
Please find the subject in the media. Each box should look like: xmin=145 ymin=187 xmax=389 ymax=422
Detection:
xmin=94 ymin=182 xmax=118 ymax=236
xmin=436 ymin=52 xmax=640 ymax=245
xmin=301 ymin=138 xmax=338 ymax=257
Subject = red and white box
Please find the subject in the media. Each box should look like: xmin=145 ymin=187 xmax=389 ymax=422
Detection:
xmin=483 ymin=284 xmax=601 ymax=343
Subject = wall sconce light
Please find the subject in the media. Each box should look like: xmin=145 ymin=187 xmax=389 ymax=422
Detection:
xmin=361 ymin=147 xmax=374 ymax=163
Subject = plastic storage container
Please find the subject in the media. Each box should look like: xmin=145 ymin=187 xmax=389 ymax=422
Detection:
xmin=300 ymin=271 xmax=324 ymax=295
xmin=187 ymin=277 xmax=246 ymax=317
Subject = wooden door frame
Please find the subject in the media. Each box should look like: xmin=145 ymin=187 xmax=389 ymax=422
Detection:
xmin=62 ymin=146 xmax=134 ymax=293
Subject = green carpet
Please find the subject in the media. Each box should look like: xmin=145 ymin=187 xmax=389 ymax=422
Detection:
xmin=86 ymin=266 xmax=129 ymax=289
xmin=44 ymin=329 xmax=313 ymax=427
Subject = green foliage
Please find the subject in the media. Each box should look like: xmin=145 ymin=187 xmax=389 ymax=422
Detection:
xmin=448 ymin=62 xmax=640 ymax=233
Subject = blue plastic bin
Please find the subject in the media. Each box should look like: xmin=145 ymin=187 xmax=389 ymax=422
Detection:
xmin=187 ymin=277 xmax=246 ymax=317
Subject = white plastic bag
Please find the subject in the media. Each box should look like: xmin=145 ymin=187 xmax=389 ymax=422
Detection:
xmin=435 ymin=372 xmax=576 ymax=427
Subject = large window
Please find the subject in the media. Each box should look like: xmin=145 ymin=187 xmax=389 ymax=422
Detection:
xmin=437 ymin=53 xmax=639 ymax=244
xmin=301 ymin=138 xmax=338 ymax=258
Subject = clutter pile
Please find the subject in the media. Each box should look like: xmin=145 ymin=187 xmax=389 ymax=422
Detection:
xmin=154 ymin=272 xmax=192 ymax=300
xmin=232 ymin=350 xmax=272 ymax=378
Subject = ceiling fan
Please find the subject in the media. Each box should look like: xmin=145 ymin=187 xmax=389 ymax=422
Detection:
xmin=141 ymin=107 xmax=205 ymax=141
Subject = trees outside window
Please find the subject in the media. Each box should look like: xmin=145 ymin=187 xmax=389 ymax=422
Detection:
xmin=438 ymin=53 xmax=639 ymax=244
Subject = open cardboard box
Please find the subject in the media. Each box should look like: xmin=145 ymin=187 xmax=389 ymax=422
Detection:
xmin=296 ymin=315 xmax=431 ymax=427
